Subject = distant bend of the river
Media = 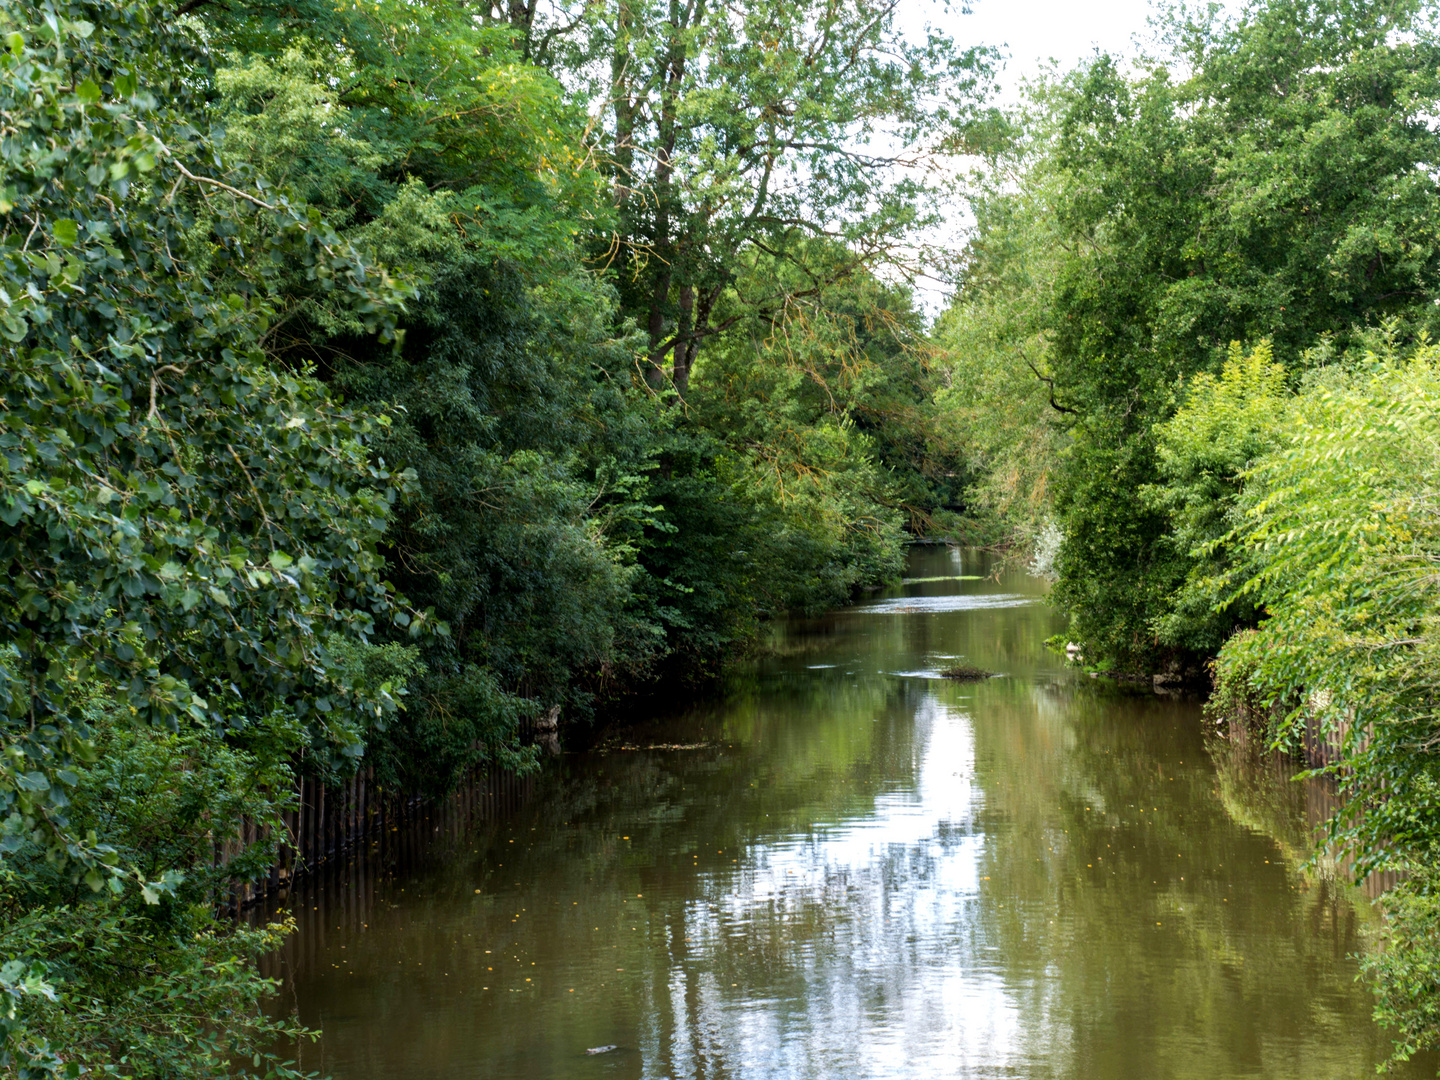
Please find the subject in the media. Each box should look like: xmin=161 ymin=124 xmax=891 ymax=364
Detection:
xmin=268 ymin=547 xmax=1435 ymax=1080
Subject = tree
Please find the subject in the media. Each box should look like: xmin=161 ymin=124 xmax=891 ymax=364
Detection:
xmin=508 ymin=0 xmax=997 ymax=394
xmin=193 ymin=1 xmax=676 ymax=776
xmin=934 ymin=86 xmax=1072 ymax=548
xmin=948 ymin=0 xmax=1440 ymax=670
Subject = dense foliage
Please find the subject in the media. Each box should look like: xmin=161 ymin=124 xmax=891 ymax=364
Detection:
xmin=0 ymin=0 xmax=984 ymax=1071
xmin=14 ymin=0 xmax=1440 ymax=1068
xmin=943 ymin=0 xmax=1440 ymax=667
xmin=0 ymin=0 xmax=423 ymax=1071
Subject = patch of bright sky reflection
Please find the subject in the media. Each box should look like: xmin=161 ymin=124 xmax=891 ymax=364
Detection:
xmin=637 ymin=695 xmax=1029 ymax=1079
xmin=852 ymin=594 xmax=1032 ymax=615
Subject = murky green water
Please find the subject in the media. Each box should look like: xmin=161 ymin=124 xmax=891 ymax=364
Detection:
xmin=275 ymin=548 xmax=1432 ymax=1079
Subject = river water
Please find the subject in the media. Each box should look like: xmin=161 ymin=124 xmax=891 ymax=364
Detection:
xmin=274 ymin=547 xmax=1431 ymax=1079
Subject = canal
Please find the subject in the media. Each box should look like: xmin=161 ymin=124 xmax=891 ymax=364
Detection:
xmin=270 ymin=547 xmax=1431 ymax=1079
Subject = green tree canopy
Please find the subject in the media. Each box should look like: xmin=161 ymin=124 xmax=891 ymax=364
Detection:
xmin=0 ymin=0 xmax=427 ymax=1071
xmin=497 ymin=0 xmax=998 ymax=393
xmin=943 ymin=0 xmax=1440 ymax=669
xmin=0 ymin=0 xmax=420 ymax=882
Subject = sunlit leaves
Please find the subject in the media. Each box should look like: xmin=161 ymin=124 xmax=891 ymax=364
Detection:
xmin=1173 ymin=340 xmax=1440 ymax=1066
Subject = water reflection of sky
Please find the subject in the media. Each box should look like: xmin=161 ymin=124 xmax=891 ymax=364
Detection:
xmin=851 ymin=593 xmax=1032 ymax=615
xmin=639 ymin=694 xmax=1029 ymax=1079
xmin=280 ymin=546 xmax=1431 ymax=1080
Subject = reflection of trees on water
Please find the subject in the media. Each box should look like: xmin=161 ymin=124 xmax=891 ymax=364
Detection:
xmin=272 ymin=663 xmax=956 ymax=1077
xmin=271 ymin=547 xmax=1433 ymax=1079
xmin=968 ymin=680 xmax=1411 ymax=1079
xmin=1207 ymin=735 xmax=1400 ymax=901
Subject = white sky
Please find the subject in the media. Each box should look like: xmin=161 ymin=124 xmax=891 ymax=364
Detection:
xmin=893 ymin=0 xmax=1190 ymax=313
xmin=930 ymin=0 xmax=1168 ymax=100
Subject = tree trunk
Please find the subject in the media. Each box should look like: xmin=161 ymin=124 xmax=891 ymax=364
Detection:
xmin=672 ymin=284 xmax=696 ymax=394
xmin=674 ymin=284 xmax=720 ymax=396
xmin=643 ymin=4 xmax=687 ymax=390
xmin=508 ymin=0 xmax=538 ymax=57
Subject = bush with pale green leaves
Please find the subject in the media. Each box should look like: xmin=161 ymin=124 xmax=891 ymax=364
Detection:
xmin=1157 ymin=337 xmax=1440 ymax=1068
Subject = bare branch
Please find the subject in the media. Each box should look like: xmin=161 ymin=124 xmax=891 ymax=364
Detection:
xmin=167 ymin=157 xmax=275 ymax=211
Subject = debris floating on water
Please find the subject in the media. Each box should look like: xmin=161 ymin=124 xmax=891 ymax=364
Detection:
xmin=900 ymin=575 xmax=983 ymax=583
xmin=585 ymin=1045 xmax=619 ymax=1056
xmin=613 ymin=743 xmax=714 ymax=752
xmin=939 ymin=663 xmax=994 ymax=681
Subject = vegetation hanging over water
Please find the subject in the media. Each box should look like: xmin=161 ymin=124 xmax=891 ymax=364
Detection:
xmin=941 ymin=0 xmax=1440 ymax=1066
xmin=7 ymin=0 xmax=1440 ymax=1070
xmin=0 ymin=0 xmax=990 ymax=1071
